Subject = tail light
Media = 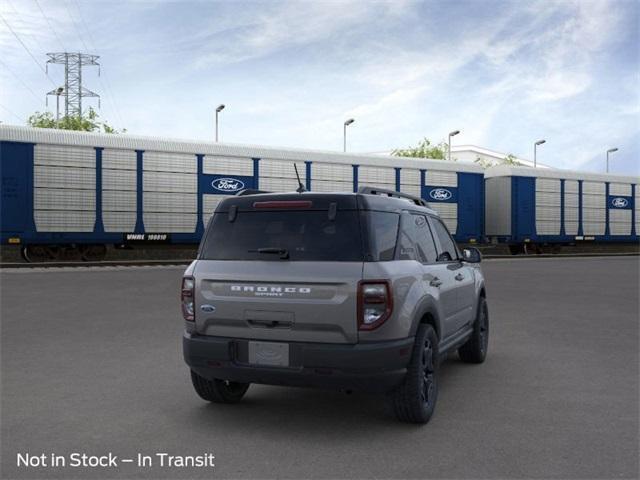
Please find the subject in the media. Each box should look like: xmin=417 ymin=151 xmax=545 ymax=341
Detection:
xmin=358 ymin=280 xmax=393 ymax=330
xmin=181 ymin=276 xmax=195 ymax=321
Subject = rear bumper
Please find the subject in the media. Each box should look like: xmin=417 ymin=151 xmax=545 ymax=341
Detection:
xmin=183 ymin=332 xmax=414 ymax=393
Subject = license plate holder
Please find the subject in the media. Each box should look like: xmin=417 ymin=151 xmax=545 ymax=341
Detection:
xmin=248 ymin=341 xmax=290 ymax=367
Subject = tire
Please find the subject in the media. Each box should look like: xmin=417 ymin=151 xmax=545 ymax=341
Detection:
xmin=190 ymin=370 xmax=250 ymax=404
xmin=387 ymin=324 xmax=439 ymax=424
xmin=458 ymin=297 xmax=489 ymax=364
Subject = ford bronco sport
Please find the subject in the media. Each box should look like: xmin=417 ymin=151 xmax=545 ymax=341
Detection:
xmin=182 ymin=187 xmax=488 ymax=423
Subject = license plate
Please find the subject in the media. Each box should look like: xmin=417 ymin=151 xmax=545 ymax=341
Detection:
xmin=248 ymin=341 xmax=290 ymax=367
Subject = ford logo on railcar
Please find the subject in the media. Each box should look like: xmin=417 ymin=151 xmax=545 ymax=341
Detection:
xmin=212 ymin=178 xmax=245 ymax=192
xmin=611 ymin=197 xmax=629 ymax=208
xmin=429 ymin=188 xmax=452 ymax=201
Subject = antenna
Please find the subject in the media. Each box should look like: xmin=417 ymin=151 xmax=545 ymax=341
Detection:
xmin=294 ymin=163 xmax=306 ymax=193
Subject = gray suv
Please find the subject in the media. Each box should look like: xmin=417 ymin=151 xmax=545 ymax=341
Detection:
xmin=182 ymin=187 xmax=488 ymax=423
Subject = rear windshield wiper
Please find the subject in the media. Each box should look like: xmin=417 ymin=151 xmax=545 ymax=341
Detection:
xmin=248 ymin=247 xmax=290 ymax=259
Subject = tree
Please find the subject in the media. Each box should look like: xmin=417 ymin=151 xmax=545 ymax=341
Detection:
xmin=474 ymin=153 xmax=523 ymax=169
xmin=392 ymin=138 xmax=452 ymax=160
xmin=27 ymin=107 xmax=125 ymax=133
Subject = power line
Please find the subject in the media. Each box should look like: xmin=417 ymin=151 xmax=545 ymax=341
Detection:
xmin=0 ymin=58 xmax=44 ymax=104
xmin=34 ymin=0 xmax=67 ymax=52
xmin=62 ymin=0 xmax=91 ymax=52
xmin=70 ymin=0 xmax=126 ymax=127
xmin=0 ymin=103 xmax=24 ymax=123
xmin=0 ymin=13 xmax=58 ymax=88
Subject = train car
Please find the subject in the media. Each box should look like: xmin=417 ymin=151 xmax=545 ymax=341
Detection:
xmin=0 ymin=125 xmax=485 ymax=261
xmin=484 ymin=165 xmax=639 ymax=253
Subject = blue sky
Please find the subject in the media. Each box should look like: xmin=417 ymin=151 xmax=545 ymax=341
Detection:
xmin=1 ymin=0 xmax=638 ymax=174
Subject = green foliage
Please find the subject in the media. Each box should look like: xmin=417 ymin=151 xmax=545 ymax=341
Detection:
xmin=27 ymin=107 xmax=125 ymax=133
xmin=392 ymin=137 xmax=451 ymax=160
xmin=474 ymin=153 xmax=523 ymax=169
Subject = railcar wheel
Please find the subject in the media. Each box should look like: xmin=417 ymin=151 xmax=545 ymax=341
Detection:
xmin=79 ymin=244 xmax=107 ymax=262
xmin=21 ymin=245 xmax=61 ymax=263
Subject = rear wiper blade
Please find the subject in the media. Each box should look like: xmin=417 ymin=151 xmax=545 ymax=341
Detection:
xmin=248 ymin=247 xmax=290 ymax=259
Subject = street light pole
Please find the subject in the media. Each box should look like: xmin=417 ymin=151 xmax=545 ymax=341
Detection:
xmin=448 ymin=130 xmax=460 ymax=162
xmin=606 ymin=148 xmax=618 ymax=173
xmin=215 ymin=104 xmax=225 ymax=142
xmin=55 ymin=87 xmax=64 ymax=125
xmin=534 ymin=139 xmax=546 ymax=168
xmin=343 ymin=118 xmax=354 ymax=152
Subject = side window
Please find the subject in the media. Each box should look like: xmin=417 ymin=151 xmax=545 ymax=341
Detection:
xmin=366 ymin=211 xmax=399 ymax=261
xmin=430 ymin=217 xmax=458 ymax=262
xmin=397 ymin=213 xmax=438 ymax=263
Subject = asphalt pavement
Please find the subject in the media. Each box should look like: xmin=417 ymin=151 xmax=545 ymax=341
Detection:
xmin=1 ymin=257 xmax=638 ymax=479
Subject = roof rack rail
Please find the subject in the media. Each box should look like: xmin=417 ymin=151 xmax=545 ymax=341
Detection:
xmin=235 ymin=189 xmax=271 ymax=196
xmin=357 ymin=186 xmax=427 ymax=207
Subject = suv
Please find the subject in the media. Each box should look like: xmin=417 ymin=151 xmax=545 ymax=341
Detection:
xmin=182 ymin=187 xmax=488 ymax=423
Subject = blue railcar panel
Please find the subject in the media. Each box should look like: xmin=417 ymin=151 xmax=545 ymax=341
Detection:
xmin=456 ymin=173 xmax=483 ymax=241
xmin=511 ymin=176 xmax=536 ymax=241
xmin=0 ymin=141 xmax=35 ymax=242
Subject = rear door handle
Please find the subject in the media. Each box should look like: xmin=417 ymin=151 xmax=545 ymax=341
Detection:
xmin=429 ymin=277 xmax=442 ymax=287
xmin=455 ymin=273 xmax=465 ymax=281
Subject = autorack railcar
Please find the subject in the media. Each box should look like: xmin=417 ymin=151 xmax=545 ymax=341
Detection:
xmin=484 ymin=165 xmax=639 ymax=253
xmin=0 ymin=125 xmax=485 ymax=261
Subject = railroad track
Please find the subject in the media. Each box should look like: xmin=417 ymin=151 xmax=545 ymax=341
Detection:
xmin=1 ymin=252 xmax=638 ymax=269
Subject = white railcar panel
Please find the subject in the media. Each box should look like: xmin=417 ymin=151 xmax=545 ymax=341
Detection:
xmin=143 ymin=171 xmax=196 ymax=193
xmin=536 ymin=191 xmax=561 ymax=207
xmin=609 ymin=209 xmax=632 ymax=235
xmin=310 ymin=180 xmax=353 ymax=193
xmin=582 ymin=194 xmax=606 ymax=209
xmin=103 ymin=169 xmax=136 ymax=191
xmin=102 ymin=149 xmax=136 ymax=170
xmin=202 ymin=194 xmax=227 ymax=226
xmin=34 ymin=165 xmax=95 ymax=190
xmin=565 ymin=221 xmax=579 ymax=236
xmin=564 ymin=180 xmax=579 ymax=193
xmin=582 ymin=181 xmax=605 ymax=195
xmin=144 ymin=192 xmax=197 ymax=213
xmin=425 ymin=170 xmax=457 ymax=187
xmin=399 ymin=184 xmax=421 ymax=197
xmin=536 ymin=178 xmax=561 ymax=192
xmin=34 ymin=188 xmax=95 ymax=211
xmin=259 ymin=176 xmax=306 ymax=192
xmin=144 ymin=213 xmax=197 ymax=233
xmin=401 ymin=169 xmax=421 ymax=186
xmin=583 ymin=222 xmax=605 ymax=235
xmin=609 ymin=183 xmax=631 ymax=196
xmin=102 ymin=190 xmax=136 ymax=211
xmin=103 ymin=211 xmax=136 ymax=232
xmin=536 ymin=221 xmax=560 ymax=235
xmin=484 ymin=177 xmax=511 ymax=236
xmin=204 ymin=156 xmax=254 ymax=176
xmin=143 ymin=151 xmax=196 ymax=173
xmin=34 ymin=144 xmax=94 ymax=168
xmin=34 ymin=210 xmax=95 ymax=232
xmin=259 ymin=159 xmax=307 ymax=180
xmin=564 ymin=192 xmax=579 ymax=208
xmin=357 ymin=181 xmax=396 ymax=193
xmin=358 ymin=166 xmax=395 ymax=184
xmin=564 ymin=207 xmax=579 ymax=235
xmin=312 ymin=163 xmax=353 ymax=182
xmin=427 ymin=203 xmax=457 ymax=234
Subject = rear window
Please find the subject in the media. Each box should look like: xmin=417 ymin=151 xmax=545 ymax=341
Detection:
xmin=200 ymin=210 xmax=364 ymax=261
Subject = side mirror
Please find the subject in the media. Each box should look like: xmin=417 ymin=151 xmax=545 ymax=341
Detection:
xmin=462 ymin=247 xmax=482 ymax=263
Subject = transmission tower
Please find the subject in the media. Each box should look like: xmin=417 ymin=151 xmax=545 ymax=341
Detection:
xmin=45 ymin=53 xmax=100 ymax=117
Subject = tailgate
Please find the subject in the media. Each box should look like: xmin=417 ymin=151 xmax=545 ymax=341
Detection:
xmin=194 ymin=260 xmax=363 ymax=344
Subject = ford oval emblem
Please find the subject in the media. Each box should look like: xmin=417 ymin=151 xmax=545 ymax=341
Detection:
xmin=429 ymin=188 xmax=452 ymax=201
xmin=211 ymin=178 xmax=245 ymax=192
xmin=200 ymin=304 xmax=216 ymax=313
xmin=611 ymin=197 xmax=629 ymax=208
